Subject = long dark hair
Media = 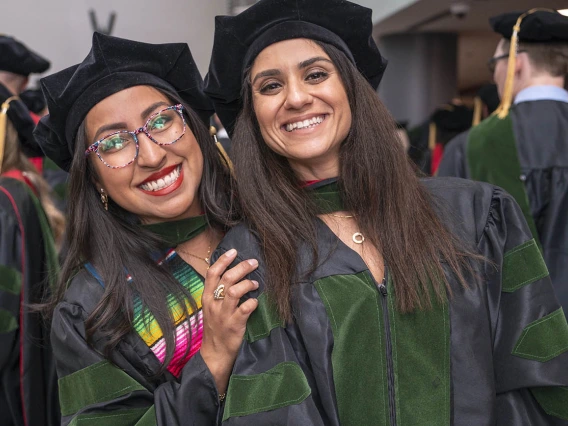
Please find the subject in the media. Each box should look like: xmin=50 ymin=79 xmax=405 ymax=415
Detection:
xmin=231 ymin=40 xmax=477 ymax=321
xmin=44 ymin=87 xmax=238 ymax=373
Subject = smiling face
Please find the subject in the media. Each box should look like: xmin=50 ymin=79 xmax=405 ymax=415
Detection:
xmin=85 ymin=85 xmax=204 ymax=224
xmin=250 ymin=38 xmax=352 ymax=180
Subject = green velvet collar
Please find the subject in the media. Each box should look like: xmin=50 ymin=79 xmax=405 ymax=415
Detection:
xmin=306 ymin=178 xmax=344 ymax=214
xmin=143 ymin=215 xmax=208 ymax=246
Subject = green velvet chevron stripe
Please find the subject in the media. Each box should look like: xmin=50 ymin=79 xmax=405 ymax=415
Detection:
xmin=222 ymin=361 xmax=311 ymax=421
xmin=531 ymin=387 xmax=568 ymax=420
xmin=59 ymin=360 xmax=146 ymax=417
xmin=244 ymin=292 xmax=284 ymax=343
xmin=67 ymin=407 xmax=154 ymax=426
xmin=467 ymin=112 xmax=541 ymax=248
xmin=502 ymin=239 xmax=549 ymax=293
xmin=0 ymin=308 xmax=18 ymax=333
xmin=0 ymin=264 xmax=21 ymax=295
xmin=27 ymin=188 xmax=59 ymax=290
xmin=512 ymin=308 xmax=568 ymax=362
xmin=388 ymin=279 xmax=451 ymax=426
xmin=315 ymin=272 xmax=389 ymax=426
xmin=309 ymin=180 xmax=343 ymax=214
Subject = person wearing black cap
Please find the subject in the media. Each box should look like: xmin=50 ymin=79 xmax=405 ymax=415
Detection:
xmin=439 ymin=9 xmax=568 ymax=314
xmin=0 ymin=35 xmax=62 ymax=426
xmin=427 ymin=101 xmax=474 ymax=175
xmin=205 ymin=0 xmax=568 ymax=424
xmin=35 ymin=32 xmax=260 ymax=425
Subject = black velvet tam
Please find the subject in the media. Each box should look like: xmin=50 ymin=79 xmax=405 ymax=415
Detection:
xmin=490 ymin=10 xmax=568 ymax=42
xmin=477 ymin=84 xmax=500 ymax=115
xmin=204 ymin=0 xmax=387 ymax=137
xmin=0 ymin=83 xmax=44 ymax=157
xmin=20 ymin=88 xmax=47 ymax=115
xmin=431 ymin=103 xmax=473 ymax=132
xmin=0 ymin=35 xmax=50 ymax=76
xmin=34 ymin=32 xmax=213 ymax=172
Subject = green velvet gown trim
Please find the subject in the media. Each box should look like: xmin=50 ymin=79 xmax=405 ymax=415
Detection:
xmin=308 ymin=179 xmax=451 ymax=425
xmin=306 ymin=179 xmax=343 ymax=213
xmin=466 ymin=113 xmax=541 ymax=248
xmin=27 ymin=187 xmax=59 ymax=289
xmin=142 ymin=215 xmax=208 ymax=246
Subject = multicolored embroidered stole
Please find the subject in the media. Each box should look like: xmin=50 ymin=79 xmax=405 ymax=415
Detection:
xmin=132 ymin=249 xmax=204 ymax=377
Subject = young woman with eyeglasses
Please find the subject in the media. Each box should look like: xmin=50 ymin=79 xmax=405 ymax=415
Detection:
xmin=35 ymin=33 xmax=258 ymax=425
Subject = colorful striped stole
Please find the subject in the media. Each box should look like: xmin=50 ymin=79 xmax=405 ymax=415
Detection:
xmin=132 ymin=249 xmax=204 ymax=377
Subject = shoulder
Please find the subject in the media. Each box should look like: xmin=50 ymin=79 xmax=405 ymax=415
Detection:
xmin=445 ymin=130 xmax=469 ymax=152
xmin=0 ymin=177 xmax=32 ymax=210
xmin=58 ymin=268 xmax=106 ymax=317
xmin=421 ymin=177 xmax=515 ymax=247
xmin=217 ymin=222 xmax=262 ymax=261
xmin=0 ymin=177 xmax=38 ymax=232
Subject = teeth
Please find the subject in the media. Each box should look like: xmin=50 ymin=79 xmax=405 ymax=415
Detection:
xmin=285 ymin=115 xmax=325 ymax=132
xmin=140 ymin=165 xmax=181 ymax=191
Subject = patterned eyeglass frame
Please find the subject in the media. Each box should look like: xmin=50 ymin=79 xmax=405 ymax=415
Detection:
xmin=84 ymin=104 xmax=186 ymax=169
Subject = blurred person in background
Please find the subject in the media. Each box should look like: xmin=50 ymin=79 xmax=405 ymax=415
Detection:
xmin=0 ymin=35 xmax=61 ymax=426
xmin=428 ymin=101 xmax=473 ymax=175
xmin=20 ymin=87 xmax=69 ymax=211
xmin=439 ymin=9 xmax=568 ymax=312
xmin=472 ymin=83 xmax=500 ymax=125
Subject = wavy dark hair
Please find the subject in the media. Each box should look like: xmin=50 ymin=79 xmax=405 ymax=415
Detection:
xmin=43 ymin=87 xmax=238 ymax=373
xmin=231 ymin=40 xmax=478 ymax=321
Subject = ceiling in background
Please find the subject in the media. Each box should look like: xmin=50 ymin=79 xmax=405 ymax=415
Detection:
xmin=373 ymin=0 xmax=568 ymax=92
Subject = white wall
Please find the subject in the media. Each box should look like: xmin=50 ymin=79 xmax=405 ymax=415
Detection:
xmin=356 ymin=0 xmax=418 ymax=23
xmin=3 ymin=0 xmax=227 ymax=85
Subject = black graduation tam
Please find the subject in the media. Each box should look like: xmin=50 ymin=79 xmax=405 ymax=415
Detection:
xmin=431 ymin=103 xmax=473 ymax=132
xmin=205 ymin=0 xmax=388 ymax=137
xmin=490 ymin=10 xmax=568 ymax=42
xmin=0 ymin=83 xmax=44 ymax=157
xmin=20 ymin=88 xmax=47 ymax=115
xmin=34 ymin=32 xmax=213 ymax=172
xmin=477 ymin=84 xmax=500 ymax=115
xmin=0 ymin=35 xmax=50 ymax=76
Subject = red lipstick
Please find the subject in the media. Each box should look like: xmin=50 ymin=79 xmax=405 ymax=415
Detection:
xmin=140 ymin=164 xmax=180 ymax=185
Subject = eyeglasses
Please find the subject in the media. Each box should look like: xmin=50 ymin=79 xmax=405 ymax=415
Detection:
xmin=84 ymin=104 xmax=186 ymax=169
xmin=487 ymin=50 xmax=526 ymax=74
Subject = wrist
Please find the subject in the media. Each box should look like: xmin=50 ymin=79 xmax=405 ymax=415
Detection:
xmin=200 ymin=348 xmax=233 ymax=393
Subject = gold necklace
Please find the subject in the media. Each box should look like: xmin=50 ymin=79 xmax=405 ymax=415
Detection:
xmin=328 ymin=212 xmax=365 ymax=244
xmin=177 ymin=243 xmax=212 ymax=267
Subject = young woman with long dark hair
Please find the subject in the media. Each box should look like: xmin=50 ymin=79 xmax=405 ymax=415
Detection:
xmin=204 ymin=0 xmax=568 ymax=424
xmin=35 ymin=33 xmax=259 ymax=425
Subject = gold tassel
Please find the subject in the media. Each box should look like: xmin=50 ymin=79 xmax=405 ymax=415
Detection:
xmin=428 ymin=122 xmax=437 ymax=151
xmin=495 ymin=8 xmax=558 ymax=119
xmin=472 ymin=96 xmax=483 ymax=126
xmin=0 ymin=96 xmax=20 ymax=174
xmin=209 ymin=125 xmax=234 ymax=175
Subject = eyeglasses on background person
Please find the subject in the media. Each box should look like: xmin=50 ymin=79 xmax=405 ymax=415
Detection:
xmin=487 ymin=50 xmax=526 ymax=73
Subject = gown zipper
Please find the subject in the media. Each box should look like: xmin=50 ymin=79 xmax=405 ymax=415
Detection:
xmin=377 ymin=273 xmax=397 ymax=426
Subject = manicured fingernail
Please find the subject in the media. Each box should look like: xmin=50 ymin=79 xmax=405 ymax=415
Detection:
xmin=252 ymin=280 xmax=259 ymax=288
xmin=225 ymin=249 xmax=237 ymax=257
xmin=247 ymin=259 xmax=258 ymax=267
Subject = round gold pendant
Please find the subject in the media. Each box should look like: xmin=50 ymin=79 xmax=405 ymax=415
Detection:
xmin=352 ymin=232 xmax=365 ymax=244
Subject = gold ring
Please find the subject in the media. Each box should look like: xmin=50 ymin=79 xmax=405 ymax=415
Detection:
xmin=213 ymin=284 xmax=225 ymax=300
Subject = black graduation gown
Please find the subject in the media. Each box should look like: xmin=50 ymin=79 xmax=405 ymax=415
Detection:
xmin=210 ymin=178 xmax=568 ymax=425
xmin=0 ymin=176 xmax=59 ymax=426
xmin=50 ymin=267 xmax=222 ymax=426
xmin=48 ymin=178 xmax=568 ymax=425
xmin=438 ymin=99 xmax=568 ymax=312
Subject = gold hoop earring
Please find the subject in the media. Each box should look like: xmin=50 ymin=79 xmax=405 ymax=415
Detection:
xmin=100 ymin=188 xmax=109 ymax=211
